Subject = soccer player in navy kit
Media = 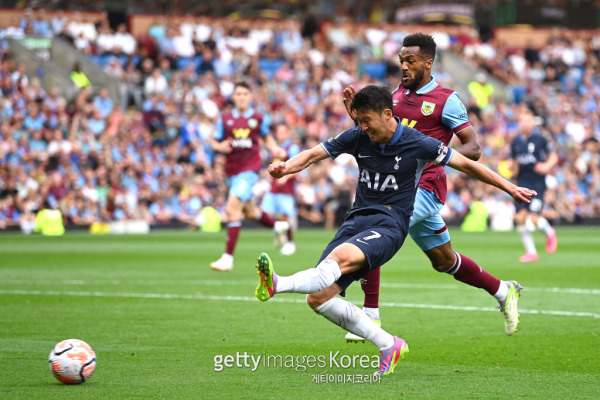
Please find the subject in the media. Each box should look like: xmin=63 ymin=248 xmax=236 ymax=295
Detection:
xmin=254 ymin=86 xmax=536 ymax=376
xmin=343 ymin=33 xmax=524 ymax=340
xmin=510 ymin=110 xmax=558 ymax=262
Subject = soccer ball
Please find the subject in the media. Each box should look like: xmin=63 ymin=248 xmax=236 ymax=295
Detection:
xmin=48 ymin=339 xmax=96 ymax=384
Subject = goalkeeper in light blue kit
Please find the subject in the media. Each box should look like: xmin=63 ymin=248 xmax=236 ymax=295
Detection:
xmin=254 ymin=85 xmax=536 ymax=376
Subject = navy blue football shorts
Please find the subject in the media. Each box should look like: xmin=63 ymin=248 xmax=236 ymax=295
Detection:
xmin=315 ymin=210 xmax=407 ymax=297
xmin=515 ymin=193 xmax=545 ymax=214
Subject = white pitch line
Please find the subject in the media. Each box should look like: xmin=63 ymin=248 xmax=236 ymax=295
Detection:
xmin=0 ymin=289 xmax=598 ymax=319
xmin=2 ymin=279 xmax=599 ymax=295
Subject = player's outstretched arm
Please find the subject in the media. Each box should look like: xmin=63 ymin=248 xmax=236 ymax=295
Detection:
xmin=268 ymin=144 xmax=329 ymax=179
xmin=447 ymin=151 xmax=537 ymax=203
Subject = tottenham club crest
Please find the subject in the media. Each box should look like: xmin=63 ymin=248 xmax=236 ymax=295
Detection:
xmin=248 ymin=118 xmax=258 ymax=129
xmin=421 ymin=101 xmax=436 ymax=116
xmin=394 ymin=155 xmax=402 ymax=170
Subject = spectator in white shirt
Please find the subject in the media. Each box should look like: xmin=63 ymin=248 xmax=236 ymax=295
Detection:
xmin=113 ymin=23 xmax=137 ymax=55
xmin=11 ymin=63 xmax=28 ymax=87
xmin=51 ymin=10 xmax=68 ymax=35
xmin=172 ymin=26 xmax=195 ymax=58
xmin=68 ymin=12 xmax=97 ymax=42
xmin=74 ymin=32 xmax=92 ymax=54
xmin=195 ymin=16 xmax=212 ymax=43
xmin=144 ymin=68 xmax=168 ymax=97
xmin=95 ymin=24 xmax=115 ymax=54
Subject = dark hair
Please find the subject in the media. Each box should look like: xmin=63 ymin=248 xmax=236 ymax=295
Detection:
xmin=350 ymin=85 xmax=392 ymax=115
xmin=234 ymin=81 xmax=252 ymax=91
xmin=403 ymin=33 xmax=436 ymax=61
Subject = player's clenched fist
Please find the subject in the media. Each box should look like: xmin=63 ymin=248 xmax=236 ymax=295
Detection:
xmin=268 ymin=161 xmax=288 ymax=178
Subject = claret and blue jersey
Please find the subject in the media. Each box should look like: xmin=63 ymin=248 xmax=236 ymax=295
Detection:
xmin=392 ymin=77 xmax=471 ymax=205
xmin=214 ymin=107 xmax=271 ymax=177
xmin=321 ymin=117 xmax=453 ymax=232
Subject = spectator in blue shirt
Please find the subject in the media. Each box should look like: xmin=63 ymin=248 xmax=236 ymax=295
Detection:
xmin=23 ymin=103 xmax=46 ymax=132
xmin=87 ymin=109 xmax=107 ymax=136
xmin=93 ymin=88 xmax=114 ymax=119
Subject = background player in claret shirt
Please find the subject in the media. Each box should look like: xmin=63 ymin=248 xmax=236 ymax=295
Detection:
xmin=343 ymin=33 xmax=523 ymax=340
xmin=509 ymin=110 xmax=558 ymax=263
xmin=254 ymin=85 xmax=536 ymax=376
xmin=260 ymin=124 xmax=300 ymax=256
xmin=209 ymin=81 xmax=288 ymax=272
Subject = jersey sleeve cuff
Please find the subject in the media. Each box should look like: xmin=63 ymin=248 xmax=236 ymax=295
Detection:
xmin=320 ymin=142 xmax=333 ymax=158
xmin=452 ymin=122 xmax=471 ymax=134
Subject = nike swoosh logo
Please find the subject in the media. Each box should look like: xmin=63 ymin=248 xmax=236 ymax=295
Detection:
xmin=356 ymin=239 xmax=369 ymax=245
xmin=357 ymin=154 xmax=371 ymax=158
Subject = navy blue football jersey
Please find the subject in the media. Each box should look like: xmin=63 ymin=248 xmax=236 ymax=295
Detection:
xmin=321 ymin=118 xmax=453 ymax=231
xmin=510 ymin=132 xmax=551 ymax=193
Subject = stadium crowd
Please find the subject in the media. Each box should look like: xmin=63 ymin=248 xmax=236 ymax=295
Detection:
xmin=0 ymin=9 xmax=598 ymax=232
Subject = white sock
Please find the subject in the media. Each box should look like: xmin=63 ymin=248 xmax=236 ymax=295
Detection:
xmin=221 ymin=253 xmax=233 ymax=262
xmin=363 ymin=307 xmax=380 ymax=320
xmin=315 ymin=297 xmax=394 ymax=351
xmin=517 ymin=225 xmax=537 ymax=254
xmin=21 ymin=221 xmax=34 ymax=235
xmin=525 ymin=216 xmax=537 ymax=232
xmin=493 ymin=281 xmax=509 ymax=302
xmin=275 ymin=259 xmax=341 ymax=294
xmin=536 ymin=217 xmax=553 ymax=236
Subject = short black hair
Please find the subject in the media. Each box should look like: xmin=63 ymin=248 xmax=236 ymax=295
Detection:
xmin=234 ymin=81 xmax=252 ymax=91
xmin=350 ymin=85 xmax=392 ymax=115
xmin=403 ymin=33 xmax=436 ymax=61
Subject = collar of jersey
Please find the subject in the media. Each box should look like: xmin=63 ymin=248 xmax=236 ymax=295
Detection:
xmin=405 ymin=76 xmax=438 ymax=95
xmin=232 ymin=108 xmax=255 ymax=119
xmin=383 ymin=117 xmax=404 ymax=146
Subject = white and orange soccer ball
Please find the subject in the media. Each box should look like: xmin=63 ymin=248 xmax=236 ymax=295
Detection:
xmin=48 ymin=339 xmax=96 ymax=384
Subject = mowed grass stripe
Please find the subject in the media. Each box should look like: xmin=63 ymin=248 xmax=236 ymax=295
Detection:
xmin=1 ymin=279 xmax=599 ymax=295
xmin=2 ymin=289 xmax=598 ymax=319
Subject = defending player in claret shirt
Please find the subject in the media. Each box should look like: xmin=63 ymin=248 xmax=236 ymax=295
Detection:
xmin=343 ymin=33 xmax=523 ymax=340
xmin=253 ymin=85 xmax=536 ymax=376
xmin=209 ymin=81 xmax=289 ymax=272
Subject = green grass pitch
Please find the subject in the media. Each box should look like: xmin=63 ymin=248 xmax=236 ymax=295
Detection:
xmin=0 ymin=227 xmax=599 ymax=399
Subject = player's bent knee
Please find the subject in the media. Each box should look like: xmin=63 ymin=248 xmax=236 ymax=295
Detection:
xmin=307 ymin=286 xmax=340 ymax=309
xmin=429 ymin=254 xmax=456 ymax=273
xmin=425 ymin=244 xmax=455 ymax=273
xmin=431 ymin=263 xmax=451 ymax=273
xmin=431 ymin=258 xmax=456 ymax=272
xmin=306 ymin=293 xmax=325 ymax=309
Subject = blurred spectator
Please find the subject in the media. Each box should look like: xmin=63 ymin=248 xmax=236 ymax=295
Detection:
xmin=468 ymin=72 xmax=494 ymax=110
xmin=93 ymin=88 xmax=114 ymax=119
xmin=71 ymin=63 xmax=91 ymax=88
xmin=144 ymin=67 xmax=168 ymax=97
xmin=113 ymin=23 xmax=137 ymax=56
